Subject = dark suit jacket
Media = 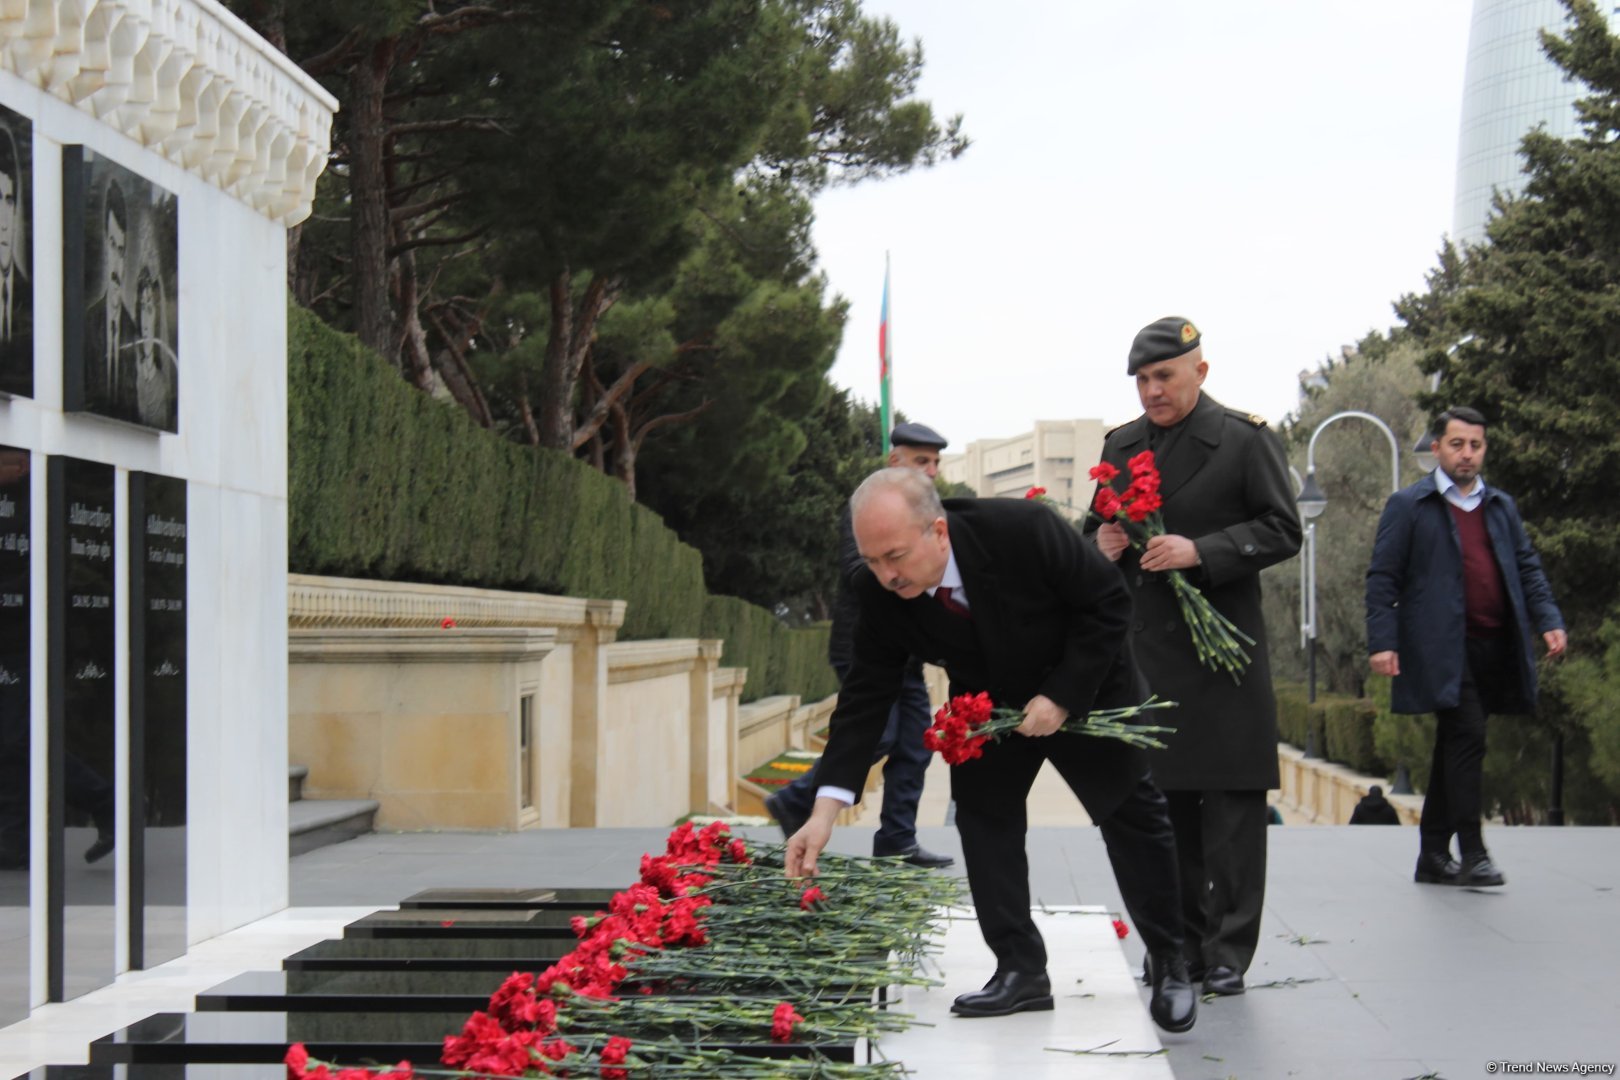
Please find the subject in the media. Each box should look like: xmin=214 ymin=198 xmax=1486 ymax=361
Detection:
xmin=1365 ymin=474 xmax=1563 ymax=715
xmin=1084 ymin=392 xmax=1301 ymax=790
xmin=817 ymin=497 xmax=1149 ymax=818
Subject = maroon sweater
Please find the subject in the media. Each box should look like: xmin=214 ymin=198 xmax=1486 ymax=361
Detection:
xmin=1449 ymin=501 xmax=1506 ymax=638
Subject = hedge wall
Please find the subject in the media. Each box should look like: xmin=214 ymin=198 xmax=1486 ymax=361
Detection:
xmin=702 ymin=596 xmax=837 ymax=702
xmin=1273 ymin=681 xmax=1386 ymax=776
xmin=288 ymin=305 xmax=829 ymax=691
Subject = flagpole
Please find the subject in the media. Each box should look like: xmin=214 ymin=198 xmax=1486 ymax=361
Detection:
xmin=879 ymin=252 xmax=893 ymax=454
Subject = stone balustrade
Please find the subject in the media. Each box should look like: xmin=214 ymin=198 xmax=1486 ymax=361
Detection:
xmin=1 ymin=0 xmax=337 ymax=224
xmin=1275 ymin=742 xmax=1423 ymax=825
xmin=289 ymin=575 xmax=794 ymax=830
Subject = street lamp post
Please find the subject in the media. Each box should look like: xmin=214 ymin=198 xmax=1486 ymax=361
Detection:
xmin=1295 ymin=411 xmax=1403 ymax=714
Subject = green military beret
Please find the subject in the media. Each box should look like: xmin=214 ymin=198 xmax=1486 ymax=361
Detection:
xmin=1127 ymin=316 xmax=1201 ymax=375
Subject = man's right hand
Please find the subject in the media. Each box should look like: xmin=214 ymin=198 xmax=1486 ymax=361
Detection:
xmin=1096 ymin=522 xmax=1129 ymax=562
xmin=784 ymin=798 xmax=843 ymax=879
xmin=1369 ymin=651 xmax=1400 ymax=677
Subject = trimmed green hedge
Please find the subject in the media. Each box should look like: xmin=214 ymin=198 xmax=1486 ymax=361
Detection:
xmin=1369 ymin=675 xmax=1436 ymax=792
xmin=1273 ymin=681 xmax=1385 ymax=775
xmin=288 ymin=304 xmax=828 ymax=696
xmin=702 ymin=596 xmax=836 ymax=702
xmin=1322 ymin=697 xmax=1382 ymax=774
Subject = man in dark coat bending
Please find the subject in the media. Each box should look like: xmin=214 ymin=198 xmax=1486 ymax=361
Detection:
xmin=1085 ymin=317 xmax=1301 ymax=997
xmin=784 ymin=467 xmax=1197 ymax=1034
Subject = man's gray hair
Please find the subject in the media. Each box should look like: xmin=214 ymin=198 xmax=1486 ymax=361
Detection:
xmin=850 ymin=466 xmax=945 ymax=528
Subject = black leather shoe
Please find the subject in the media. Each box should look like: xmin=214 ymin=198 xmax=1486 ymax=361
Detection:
xmin=885 ymin=844 xmax=954 ymax=869
xmin=1414 ymin=851 xmax=1462 ymax=884
xmin=1145 ymin=951 xmax=1198 ymax=1033
xmin=763 ymin=792 xmax=806 ymax=839
xmin=1202 ymin=964 xmax=1245 ymax=996
xmin=1142 ymin=955 xmax=1204 ymax=986
xmin=83 ymin=831 xmax=114 ymax=865
xmin=950 ymin=970 xmax=1054 ymax=1017
xmin=1457 ymin=852 xmax=1505 ymax=887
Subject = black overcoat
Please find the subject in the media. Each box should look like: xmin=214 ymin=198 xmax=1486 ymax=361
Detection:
xmin=1084 ymin=393 xmax=1302 ymax=791
xmin=817 ymin=497 xmax=1150 ymax=820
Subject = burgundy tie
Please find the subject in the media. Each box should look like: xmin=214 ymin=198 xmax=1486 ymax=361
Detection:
xmin=936 ymin=585 xmax=972 ymax=620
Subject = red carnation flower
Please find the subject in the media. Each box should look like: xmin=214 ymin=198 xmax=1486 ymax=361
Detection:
xmin=1025 ymin=486 xmax=1047 ymax=499
xmin=799 ymin=885 xmax=825 ymax=910
xmin=1088 ymin=461 xmax=1120 ymax=484
xmin=771 ymin=1002 xmax=805 ymax=1043
xmin=1112 ymin=918 xmax=1129 ymax=940
xmin=1093 ymin=487 xmax=1123 ymax=519
xmin=599 ymin=1035 xmax=633 ymax=1080
xmin=440 ymin=617 xmax=456 ymax=629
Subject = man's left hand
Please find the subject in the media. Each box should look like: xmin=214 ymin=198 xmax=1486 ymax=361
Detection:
xmin=1140 ymin=534 xmax=1200 ymax=573
xmin=1017 ymin=694 xmax=1068 ymax=737
xmin=1544 ymin=629 xmax=1568 ymax=658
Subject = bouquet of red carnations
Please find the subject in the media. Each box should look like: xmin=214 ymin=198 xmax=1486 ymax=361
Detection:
xmin=922 ymin=691 xmax=1177 ymax=765
xmin=1088 ymin=450 xmax=1256 ymax=681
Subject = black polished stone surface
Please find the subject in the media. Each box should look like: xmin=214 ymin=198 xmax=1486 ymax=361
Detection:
xmin=343 ymin=908 xmax=578 ymax=938
xmin=283 ymin=936 xmax=567 ymax=972
xmin=12 ymin=1065 xmax=285 ymax=1080
xmin=47 ymin=455 xmax=116 ymax=1002
xmin=88 ymin=1010 xmax=854 ymax=1065
xmin=195 ymin=970 xmax=501 ymax=1013
xmin=87 ymin=1010 xmax=446 ymax=1064
xmin=0 ymin=445 xmax=31 ymax=1027
xmin=128 ymin=471 xmax=186 ymax=971
xmin=400 ymin=887 xmax=611 ymax=910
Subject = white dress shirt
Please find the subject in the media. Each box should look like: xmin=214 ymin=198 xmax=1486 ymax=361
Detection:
xmin=1435 ymin=467 xmax=1485 ymax=513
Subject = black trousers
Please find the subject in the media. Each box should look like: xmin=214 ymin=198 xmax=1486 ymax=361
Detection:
xmin=950 ymin=734 xmax=1183 ymax=974
xmin=1164 ymin=789 xmax=1268 ymax=974
xmin=1422 ymin=634 xmax=1511 ymax=857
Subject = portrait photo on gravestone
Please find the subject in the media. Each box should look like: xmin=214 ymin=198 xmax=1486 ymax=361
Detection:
xmin=62 ymin=146 xmax=178 ymax=433
xmin=0 ymin=105 xmax=32 ymax=400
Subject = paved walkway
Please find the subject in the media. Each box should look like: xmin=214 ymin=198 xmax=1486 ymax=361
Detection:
xmin=288 ymin=822 xmax=1620 ymax=1079
xmin=5 ymin=823 xmax=1617 ymax=1079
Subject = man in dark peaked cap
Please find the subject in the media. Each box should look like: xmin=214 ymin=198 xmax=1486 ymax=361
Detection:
xmin=1084 ymin=317 xmax=1301 ymax=997
xmin=765 ymin=422 xmax=955 ymax=870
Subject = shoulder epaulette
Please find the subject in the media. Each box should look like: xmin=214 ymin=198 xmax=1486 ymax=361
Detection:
xmin=1223 ymin=406 xmax=1267 ymax=429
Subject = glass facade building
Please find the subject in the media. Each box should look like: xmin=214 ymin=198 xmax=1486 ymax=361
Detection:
xmin=1452 ymin=0 xmax=1614 ymax=244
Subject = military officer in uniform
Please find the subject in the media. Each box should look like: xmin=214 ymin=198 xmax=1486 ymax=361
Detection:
xmin=1084 ymin=317 xmax=1301 ymax=997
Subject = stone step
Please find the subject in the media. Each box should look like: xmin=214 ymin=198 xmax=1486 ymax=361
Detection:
xmin=288 ymin=764 xmax=309 ymax=803
xmin=288 ymin=798 xmax=377 ymax=856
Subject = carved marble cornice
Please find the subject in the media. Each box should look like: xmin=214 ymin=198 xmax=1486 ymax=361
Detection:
xmin=1 ymin=0 xmax=338 ymax=225
xmin=288 ymin=573 xmax=627 ymax=639
xmin=289 ymin=627 xmax=558 ymax=665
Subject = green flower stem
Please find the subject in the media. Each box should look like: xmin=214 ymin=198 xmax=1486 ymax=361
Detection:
xmin=968 ymin=697 xmax=1180 ymax=751
xmin=1091 ymin=510 xmax=1255 ymax=681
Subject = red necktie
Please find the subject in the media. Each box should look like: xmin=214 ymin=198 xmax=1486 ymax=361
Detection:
xmin=936 ymin=585 xmax=972 ymax=620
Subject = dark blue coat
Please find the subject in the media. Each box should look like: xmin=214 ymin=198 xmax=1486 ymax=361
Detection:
xmin=1365 ymin=474 xmax=1564 ymax=715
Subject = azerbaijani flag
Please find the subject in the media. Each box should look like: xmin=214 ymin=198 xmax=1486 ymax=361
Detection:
xmin=879 ymin=254 xmax=893 ymax=454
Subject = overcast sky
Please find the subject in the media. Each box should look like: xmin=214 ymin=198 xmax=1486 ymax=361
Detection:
xmin=812 ymin=0 xmax=1478 ymax=448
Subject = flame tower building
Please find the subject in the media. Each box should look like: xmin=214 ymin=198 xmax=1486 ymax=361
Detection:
xmin=1452 ymin=0 xmax=1612 ymax=244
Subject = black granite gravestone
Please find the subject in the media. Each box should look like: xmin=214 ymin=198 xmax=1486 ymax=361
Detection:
xmin=47 ymin=456 xmax=116 ymax=1002
xmin=128 ymin=471 xmax=186 ymax=970
xmin=0 ymin=445 xmax=31 ymax=1025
